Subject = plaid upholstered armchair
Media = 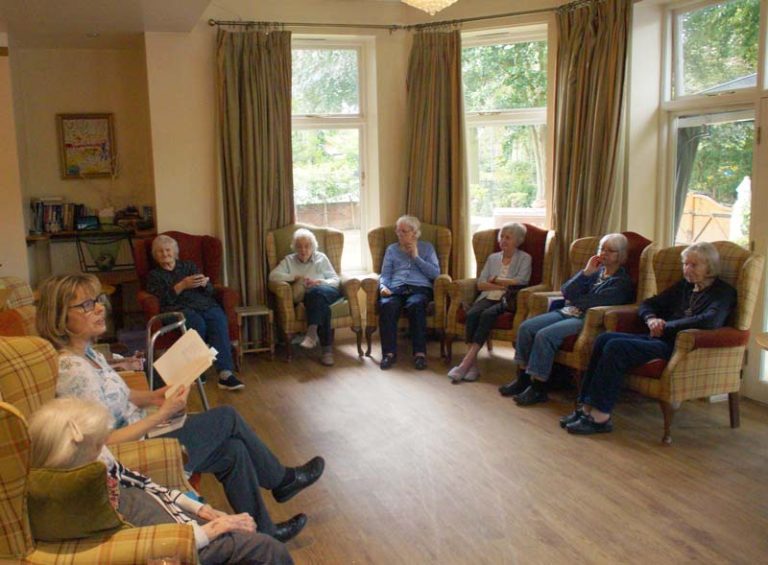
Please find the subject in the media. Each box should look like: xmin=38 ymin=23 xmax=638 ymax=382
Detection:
xmin=526 ymin=232 xmax=655 ymax=385
xmin=444 ymin=225 xmax=556 ymax=361
xmin=0 ymin=336 xmax=196 ymax=564
xmin=361 ymin=223 xmax=452 ymax=357
xmin=266 ymin=223 xmax=363 ymax=358
xmin=603 ymin=241 xmax=764 ymax=444
xmin=0 ymin=276 xmax=37 ymax=337
xmin=134 ymin=231 xmax=241 ymax=359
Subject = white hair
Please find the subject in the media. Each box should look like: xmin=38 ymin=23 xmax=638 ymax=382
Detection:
xmin=682 ymin=241 xmax=721 ymax=278
xmin=499 ymin=222 xmax=527 ymax=246
xmin=396 ymin=215 xmax=421 ymax=238
xmin=28 ymin=398 xmax=113 ymax=469
xmin=599 ymin=233 xmax=629 ymax=264
xmin=151 ymin=235 xmax=179 ymax=260
xmin=291 ymin=228 xmax=318 ymax=253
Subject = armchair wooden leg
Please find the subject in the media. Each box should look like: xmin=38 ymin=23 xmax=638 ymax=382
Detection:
xmin=353 ymin=327 xmax=363 ymax=357
xmin=284 ymin=333 xmax=294 ymax=362
xmin=445 ymin=335 xmax=455 ymax=364
xmin=487 ymin=339 xmax=494 ymax=353
xmin=728 ymin=392 xmax=741 ymax=428
xmin=572 ymin=370 xmax=582 ymax=406
xmin=365 ymin=326 xmax=376 ymax=357
xmin=437 ymin=330 xmax=445 ymax=359
xmin=659 ymin=400 xmax=677 ymax=445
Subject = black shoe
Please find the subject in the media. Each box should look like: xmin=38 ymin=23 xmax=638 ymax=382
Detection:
xmin=380 ymin=355 xmax=396 ymax=370
xmin=513 ymin=385 xmax=548 ymax=406
xmin=273 ymin=513 xmax=308 ymax=542
xmin=498 ymin=373 xmax=531 ymax=397
xmin=414 ymin=356 xmax=427 ymax=370
xmin=566 ymin=414 xmax=613 ymax=435
xmin=273 ymin=456 xmax=325 ymax=503
xmin=559 ymin=408 xmax=584 ymax=429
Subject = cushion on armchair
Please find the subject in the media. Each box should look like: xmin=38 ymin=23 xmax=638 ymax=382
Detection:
xmin=27 ymin=462 xmax=130 ymax=541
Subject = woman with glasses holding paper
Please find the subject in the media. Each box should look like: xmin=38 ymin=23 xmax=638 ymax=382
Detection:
xmin=36 ymin=274 xmax=325 ymax=544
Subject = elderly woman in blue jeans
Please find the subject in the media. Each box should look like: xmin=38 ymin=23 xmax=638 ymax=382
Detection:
xmin=499 ymin=233 xmax=635 ymax=406
xmin=269 ymin=228 xmax=341 ymax=366
xmin=447 ymin=222 xmax=532 ymax=384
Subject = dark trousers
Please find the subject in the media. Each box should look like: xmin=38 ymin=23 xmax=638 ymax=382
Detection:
xmin=464 ymin=298 xmax=505 ymax=346
xmin=579 ymin=332 xmax=674 ymax=413
xmin=165 ymin=406 xmax=286 ymax=535
xmin=304 ymin=285 xmax=342 ymax=346
xmin=379 ymin=285 xmax=433 ymax=356
xmin=118 ymin=487 xmax=293 ymax=564
xmin=182 ymin=306 xmax=234 ymax=372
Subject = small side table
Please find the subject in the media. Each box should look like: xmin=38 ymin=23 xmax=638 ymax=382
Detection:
xmin=236 ymin=305 xmax=275 ymax=364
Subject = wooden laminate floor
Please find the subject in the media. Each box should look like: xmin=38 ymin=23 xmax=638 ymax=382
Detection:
xmin=192 ymin=331 xmax=768 ymax=564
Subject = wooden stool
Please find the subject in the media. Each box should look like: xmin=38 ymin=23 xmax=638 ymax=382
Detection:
xmin=236 ymin=305 xmax=275 ymax=364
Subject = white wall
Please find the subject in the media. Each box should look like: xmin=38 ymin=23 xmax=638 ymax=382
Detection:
xmin=0 ymin=35 xmax=29 ymax=280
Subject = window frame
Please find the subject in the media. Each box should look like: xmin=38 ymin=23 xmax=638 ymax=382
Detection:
xmin=291 ymin=36 xmax=378 ymax=273
xmin=461 ymin=23 xmax=555 ymax=235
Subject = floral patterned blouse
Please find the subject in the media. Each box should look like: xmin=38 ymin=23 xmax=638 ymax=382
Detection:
xmin=57 ymin=347 xmax=145 ymax=429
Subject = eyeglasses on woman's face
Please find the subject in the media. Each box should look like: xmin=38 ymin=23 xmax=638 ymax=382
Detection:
xmin=69 ymin=293 xmax=110 ymax=313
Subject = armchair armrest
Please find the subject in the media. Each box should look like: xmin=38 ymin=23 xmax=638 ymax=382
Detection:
xmin=604 ymin=306 xmax=643 ymax=333
xmin=110 ymin=438 xmax=193 ymax=492
xmin=361 ymin=274 xmax=380 ymax=327
xmin=674 ymin=327 xmax=750 ymax=353
xmin=340 ymin=275 xmax=362 ymax=328
xmin=529 ymin=291 xmax=564 ymax=318
xmin=268 ymin=280 xmax=296 ymax=327
xmin=137 ymin=290 xmax=161 ymax=318
xmin=516 ymin=283 xmax=551 ymax=320
xmin=432 ymin=274 xmax=452 ymax=329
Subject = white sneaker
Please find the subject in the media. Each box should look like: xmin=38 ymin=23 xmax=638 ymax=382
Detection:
xmin=299 ymin=334 xmax=318 ymax=349
xmin=464 ymin=366 xmax=480 ymax=382
xmin=447 ymin=366 xmax=466 ymax=382
xmin=320 ymin=352 xmax=335 ymax=366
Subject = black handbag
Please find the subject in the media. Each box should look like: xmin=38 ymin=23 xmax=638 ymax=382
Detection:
xmin=500 ymin=285 xmax=526 ymax=313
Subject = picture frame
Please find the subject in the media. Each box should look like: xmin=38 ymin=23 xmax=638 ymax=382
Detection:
xmin=56 ymin=113 xmax=116 ymax=179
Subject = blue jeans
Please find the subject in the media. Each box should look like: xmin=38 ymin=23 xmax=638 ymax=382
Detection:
xmin=304 ymin=285 xmax=342 ymax=347
xmin=379 ymin=285 xmax=433 ymax=356
xmin=165 ymin=405 xmax=286 ymax=535
xmin=182 ymin=306 xmax=234 ymax=372
xmin=514 ymin=311 xmax=585 ymax=381
xmin=579 ymin=332 xmax=674 ymax=414
xmin=465 ymin=298 xmax=505 ymax=346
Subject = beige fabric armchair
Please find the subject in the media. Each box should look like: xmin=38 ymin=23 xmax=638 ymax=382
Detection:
xmin=266 ymin=223 xmax=363 ymax=358
xmin=361 ymin=223 xmax=452 ymax=357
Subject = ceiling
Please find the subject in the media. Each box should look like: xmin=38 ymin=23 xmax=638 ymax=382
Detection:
xmin=0 ymin=0 xmax=211 ymax=48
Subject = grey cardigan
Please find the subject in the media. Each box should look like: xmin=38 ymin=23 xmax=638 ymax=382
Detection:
xmin=476 ymin=250 xmax=533 ymax=302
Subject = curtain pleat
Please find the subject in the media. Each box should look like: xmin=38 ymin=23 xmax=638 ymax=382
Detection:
xmin=552 ymin=0 xmax=632 ymax=282
xmin=217 ymin=29 xmax=295 ymax=308
xmin=405 ymin=30 xmax=468 ymax=278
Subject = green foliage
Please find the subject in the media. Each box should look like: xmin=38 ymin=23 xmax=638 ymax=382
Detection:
xmin=686 ymin=119 xmax=753 ymax=205
xmin=462 ymin=41 xmax=548 ymax=111
xmin=679 ymin=0 xmax=759 ymax=95
xmin=292 ymin=48 xmax=359 ymax=114
xmin=292 ymin=129 xmax=360 ymax=205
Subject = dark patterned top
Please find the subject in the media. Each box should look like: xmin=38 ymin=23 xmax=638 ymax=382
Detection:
xmin=147 ymin=260 xmax=217 ymax=312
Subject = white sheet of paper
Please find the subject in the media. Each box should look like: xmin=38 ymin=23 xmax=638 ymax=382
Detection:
xmin=153 ymin=329 xmax=216 ymax=397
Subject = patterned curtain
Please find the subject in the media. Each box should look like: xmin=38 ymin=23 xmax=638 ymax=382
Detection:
xmin=552 ymin=0 xmax=632 ymax=282
xmin=217 ymin=28 xmax=295 ymax=307
xmin=404 ymin=29 xmax=468 ymax=278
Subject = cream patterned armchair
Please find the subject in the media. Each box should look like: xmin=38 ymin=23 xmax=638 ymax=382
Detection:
xmin=445 ymin=225 xmax=556 ymax=361
xmin=603 ymin=241 xmax=764 ymax=444
xmin=267 ymin=223 xmax=363 ymax=358
xmin=0 ymin=336 xmax=197 ymax=564
xmin=526 ymin=232 xmax=655 ymax=384
xmin=361 ymin=223 xmax=452 ymax=357
xmin=0 ymin=276 xmax=37 ymax=337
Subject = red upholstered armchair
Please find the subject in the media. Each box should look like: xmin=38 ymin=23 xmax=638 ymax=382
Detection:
xmin=134 ymin=231 xmax=241 ymax=358
xmin=526 ymin=231 xmax=655 ymax=384
xmin=444 ymin=225 xmax=557 ymax=361
xmin=603 ymin=241 xmax=764 ymax=444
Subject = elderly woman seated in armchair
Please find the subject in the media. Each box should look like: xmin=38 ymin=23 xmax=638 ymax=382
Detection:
xmin=268 ymin=228 xmax=342 ymax=366
xmin=28 ymin=397 xmax=294 ymax=565
xmin=146 ymin=234 xmax=243 ymax=391
xmin=378 ymin=215 xmax=440 ymax=371
xmin=562 ymin=241 xmax=737 ymax=435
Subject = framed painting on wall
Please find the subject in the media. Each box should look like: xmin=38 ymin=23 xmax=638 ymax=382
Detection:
xmin=57 ymin=113 xmax=116 ymax=179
